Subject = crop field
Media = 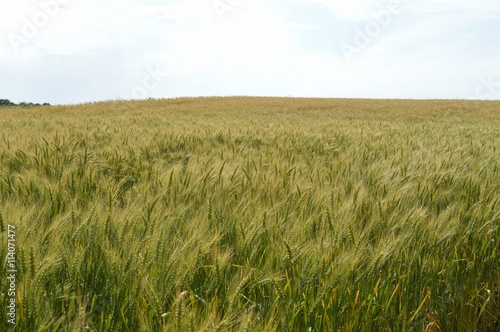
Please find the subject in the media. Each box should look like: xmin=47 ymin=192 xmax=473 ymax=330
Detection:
xmin=0 ymin=97 xmax=499 ymax=331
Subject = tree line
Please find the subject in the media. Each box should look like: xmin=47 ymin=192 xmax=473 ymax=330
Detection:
xmin=0 ymin=99 xmax=50 ymax=107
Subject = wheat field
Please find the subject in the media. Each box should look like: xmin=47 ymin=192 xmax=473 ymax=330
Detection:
xmin=0 ymin=97 xmax=499 ymax=331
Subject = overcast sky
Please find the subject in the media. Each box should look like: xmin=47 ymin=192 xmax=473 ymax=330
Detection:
xmin=1 ymin=0 xmax=499 ymax=104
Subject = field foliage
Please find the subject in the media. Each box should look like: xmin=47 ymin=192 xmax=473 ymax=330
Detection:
xmin=0 ymin=97 xmax=499 ymax=331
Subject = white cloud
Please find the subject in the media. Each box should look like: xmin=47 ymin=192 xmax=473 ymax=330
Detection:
xmin=300 ymin=0 xmax=380 ymax=21
xmin=0 ymin=0 xmax=499 ymax=103
xmin=408 ymin=0 xmax=500 ymax=14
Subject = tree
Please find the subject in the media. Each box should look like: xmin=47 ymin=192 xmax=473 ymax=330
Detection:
xmin=1 ymin=99 xmax=50 ymax=107
xmin=0 ymin=99 xmax=16 ymax=106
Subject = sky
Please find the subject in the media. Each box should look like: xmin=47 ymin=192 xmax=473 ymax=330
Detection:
xmin=0 ymin=0 xmax=499 ymax=105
